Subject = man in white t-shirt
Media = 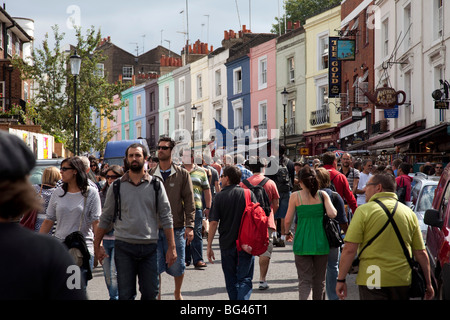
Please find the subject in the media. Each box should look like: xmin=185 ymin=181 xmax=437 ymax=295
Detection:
xmin=355 ymin=159 xmax=373 ymax=206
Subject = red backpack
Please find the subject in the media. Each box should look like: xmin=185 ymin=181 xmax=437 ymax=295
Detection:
xmin=236 ymin=188 xmax=269 ymax=256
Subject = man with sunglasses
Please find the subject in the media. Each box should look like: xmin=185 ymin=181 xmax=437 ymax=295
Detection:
xmin=434 ymin=163 xmax=444 ymax=177
xmin=149 ymin=137 xmax=196 ymax=300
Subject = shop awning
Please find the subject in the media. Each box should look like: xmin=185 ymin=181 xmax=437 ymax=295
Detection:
xmin=347 ymin=119 xmax=426 ymax=151
xmin=367 ymin=123 xmax=449 ymax=151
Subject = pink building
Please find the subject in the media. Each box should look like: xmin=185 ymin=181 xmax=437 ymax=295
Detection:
xmin=249 ymin=38 xmax=277 ymax=141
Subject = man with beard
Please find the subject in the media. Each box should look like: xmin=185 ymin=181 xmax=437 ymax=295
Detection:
xmin=95 ymin=143 xmax=176 ymax=300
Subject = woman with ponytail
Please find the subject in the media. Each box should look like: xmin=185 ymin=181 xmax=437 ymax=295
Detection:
xmin=284 ymin=165 xmax=337 ymax=300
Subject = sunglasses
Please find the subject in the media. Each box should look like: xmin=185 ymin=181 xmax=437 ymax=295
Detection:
xmin=157 ymin=146 xmax=171 ymax=150
xmin=106 ymin=175 xmax=120 ymax=179
xmin=60 ymin=167 xmax=74 ymax=171
xmin=436 ymin=166 xmax=443 ymax=169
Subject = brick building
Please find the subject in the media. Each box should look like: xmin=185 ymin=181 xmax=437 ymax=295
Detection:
xmin=0 ymin=6 xmax=33 ymax=113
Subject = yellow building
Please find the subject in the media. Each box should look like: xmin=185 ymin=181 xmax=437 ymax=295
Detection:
xmin=303 ymin=6 xmax=342 ymax=156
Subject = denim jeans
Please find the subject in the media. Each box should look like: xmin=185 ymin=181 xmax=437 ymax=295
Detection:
xmin=102 ymin=239 xmax=118 ymax=300
xmin=114 ymin=240 xmax=159 ymax=300
xmin=220 ymin=247 xmax=255 ymax=300
xmin=185 ymin=209 xmax=204 ymax=265
xmin=326 ymin=247 xmax=340 ymax=300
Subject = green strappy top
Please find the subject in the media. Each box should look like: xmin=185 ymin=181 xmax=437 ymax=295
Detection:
xmin=293 ymin=191 xmax=330 ymax=255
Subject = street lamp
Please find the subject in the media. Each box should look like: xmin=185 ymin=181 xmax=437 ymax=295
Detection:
xmin=70 ymin=50 xmax=82 ymax=155
xmin=281 ymin=87 xmax=289 ymax=146
xmin=191 ymin=104 xmax=197 ymax=149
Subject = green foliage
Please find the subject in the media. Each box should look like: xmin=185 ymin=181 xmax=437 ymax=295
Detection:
xmin=12 ymin=25 xmax=130 ymax=154
xmin=271 ymin=0 xmax=341 ymax=34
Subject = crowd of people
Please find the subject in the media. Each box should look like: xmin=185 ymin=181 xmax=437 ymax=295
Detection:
xmin=1 ymin=129 xmax=442 ymax=300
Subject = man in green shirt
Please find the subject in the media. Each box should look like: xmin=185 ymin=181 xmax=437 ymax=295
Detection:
xmin=181 ymin=149 xmax=212 ymax=269
xmin=336 ymin=173 xmax=434 ymax=300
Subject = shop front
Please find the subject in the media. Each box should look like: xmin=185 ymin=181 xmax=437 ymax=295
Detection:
xmin=303 ymin=127 xmax=340 ymax=157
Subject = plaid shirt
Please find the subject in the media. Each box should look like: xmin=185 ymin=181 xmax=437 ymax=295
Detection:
xmin=237 ymin=164 xmax=252 ymax=181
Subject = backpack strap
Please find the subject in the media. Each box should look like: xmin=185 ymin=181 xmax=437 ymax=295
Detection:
xmin=243 ymin=188 xmax=252 ymax=205
xmin=242 ymin=179 xmax=253 ymax=189
xmin=258 ymin=177 xmax=269 ymax=187
xmin=152 ymin=176 xmax=161 ymax=213
xmin=112 ymin=179 xmax=121 ymax=222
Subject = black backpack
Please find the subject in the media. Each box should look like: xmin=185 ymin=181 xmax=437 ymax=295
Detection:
xmin=112 ymin=177 xmax=161 ymax=222
xmin=242 ymin=178 xmax=271 ymax=217
xmin=274 ymin=157 xmax=292 ymax=194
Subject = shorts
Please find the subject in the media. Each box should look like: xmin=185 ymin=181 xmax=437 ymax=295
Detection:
xmin=275 ymin=192 xmax=291 ymax=219
xmin=157 ymin=227 xmax=186 ymax=277
xmin=259 ymin=228 xmax=274 ymax=258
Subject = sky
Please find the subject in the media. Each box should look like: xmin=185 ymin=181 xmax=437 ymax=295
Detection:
xmin=6 ymin=0 xmax=284 ymax=56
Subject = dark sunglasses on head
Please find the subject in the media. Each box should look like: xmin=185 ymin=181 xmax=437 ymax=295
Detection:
xmin=106 ymin=175 xmax=120 ymax=179
xmin=157 ymin=146 xmax=171 ymax=150
xmin=60 ymin=167 xmax=74 ymax=171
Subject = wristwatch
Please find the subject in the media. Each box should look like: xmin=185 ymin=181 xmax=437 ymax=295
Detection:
xmin=336 ymin=278 xmax=346 ymax=283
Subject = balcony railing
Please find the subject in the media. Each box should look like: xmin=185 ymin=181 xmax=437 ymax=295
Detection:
xmin=253 ymin=122 xmax=267 ymax=138
xmin=281 ymin=120 xmax=296 ymax=137
xmin=310 ymin=106 xmax=330 ymax=126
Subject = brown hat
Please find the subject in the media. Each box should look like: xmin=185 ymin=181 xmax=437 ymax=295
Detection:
xmin=0 ymin=130 xmax=35 ymax=181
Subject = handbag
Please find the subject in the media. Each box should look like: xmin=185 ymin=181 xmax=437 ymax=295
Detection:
xmin=20 ymin=184 xmax=43 ymax=230
xmin=374 ymin=199 xmax=426 ymax=299
xmin=348 ymin=201 xmax=398 ymax=274
xmin=319 ymin=191 xmax=344 ymax=248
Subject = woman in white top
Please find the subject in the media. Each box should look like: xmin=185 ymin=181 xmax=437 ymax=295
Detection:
xmin=40 ymin=157 xmax=101 ymax=286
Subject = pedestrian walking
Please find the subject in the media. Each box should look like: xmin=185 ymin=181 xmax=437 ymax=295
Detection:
xmin=240 ymin=156 xmax=279 ymax=290
xmin=150 ymin=137 xmax=196 ymax=300
xmin=322 ymin=152 xmax=357 ymax=218
xmin=30 ymin=166 xmax=61 ymax=232
xmin=396 ymin=163 xmax=413 ymax=206
xmin=98 ymin=165 xmax=124 ymax=300
xmin=284 ymin=165 xmax=337 ymax=300
xmin=40 ymin=156 xmax=101 ymax=290
xmin=315 ymin=167 xmax=347 ymax=300
xmin=95 ymin=143 xmax=176 ymax=300
xmin=0 ymin=131 xmax=86 ymax=300
xmin=207 ymin=165 xmax=258 ymax=300
xmin=181 ymin=149 xmax=211 ymax=269
xmin=339 ymin=152 xmax=359 ymax=196
xmin=336 ymin=173 xmax=434 ymax=300
xmin=355 ymin=159 xmax=373 ymax=206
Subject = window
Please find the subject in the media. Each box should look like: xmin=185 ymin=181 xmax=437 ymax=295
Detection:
xmin=178 ymin=111 xmax=186 ymax=130
xmin=232 ymin=99 xmax=243 ymax=129
xmin=15 ymin=40 xmax=20 ymax=57
xmin=288 ymin=57 xmax=295 ymax=83
xmin=259 ymin=101 xmax=267 ymax=125
xmin=435 ymin=0 xmax=443 ymax=39
xmin=404 ymin=4 xmax=412 ymax=50
xmin=165 ymin=85 xmax=170 ymax=106
xmin=215 ymin=69 xmax=222 ymax=96
xmin=7 ymin=31 xmax=12 ymax=56
xmin=123 ymin=66 xmax=133 ymax=79
xmin=233 ymin=68 xmax=242 ymax=94
xmin=382 ymin=18 xmax=389 ymax=58
xmin=149 ymin=92 xmax=155 ymax=112
xmin=258 ymin=57 xmax=267 ymax=89
xmin=0 ymin=24 xmax=2 ymax=48
xmin=136 ymin=95 xmax=142 ymax=116
xmin=136 ymin=121 xmax=142 ymax=138
xmin=365 ymin=9 xmax=370 ymax=45
xmin=197 ymin=74 xmax=202 ymax=99
xmin=94 ymin=63 xmax=104 ymax=77
xmin=124 ymin=125 xmax=130 ymax=140
xmin=215 ymin=108 xmax=222 ymax=123
xmin=319 ymin=35 xmax=329 ymax=70
xmin=318 ymin=85 xmax=328 ymax=109
xmin=288 ymin=99 xmax=296 ymax=124
xmin=124 ymin=99 xmax=129 ymax=122
xmin=179 ymin=77 xmax=185 ymax=102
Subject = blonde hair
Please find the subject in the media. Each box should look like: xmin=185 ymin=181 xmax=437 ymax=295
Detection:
xmin=42 ymin=166 xmax=62 ymax=186
xmin=315 ymin=167 xmax=331 ymax=189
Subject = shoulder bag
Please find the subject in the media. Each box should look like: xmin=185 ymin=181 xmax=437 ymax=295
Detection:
xmin=319 ymin=191 xmax=344 ymax=248
xmin=374 ymin=199 xmax=426 ymax=299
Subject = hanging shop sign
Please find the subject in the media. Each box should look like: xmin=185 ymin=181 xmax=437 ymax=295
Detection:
xmin=435 ymin=100 xmax=449 ymax=110
xmin=337 ymin=39 xmax=356 ymax=61
xmin=364 ymin=84 xmax=406 ymax=109
xmin=328 ymin=37 xmax=341 ymax=98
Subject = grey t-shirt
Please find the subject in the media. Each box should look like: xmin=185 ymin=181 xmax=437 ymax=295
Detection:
xmin=46 ymin=187 xmax=101 ymax=252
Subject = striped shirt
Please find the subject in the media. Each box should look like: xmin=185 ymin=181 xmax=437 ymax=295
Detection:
xmin=185 ymin=165 xmax=210 ymax=209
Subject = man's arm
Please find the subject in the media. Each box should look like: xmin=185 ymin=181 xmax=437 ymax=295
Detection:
xmin=207 ymin=221 xmax=219 ymax=264
xmin=163 ymin=228 xmax=177 ymax=268
xmin=336 ymin=242 xmax=359 ymax=300
xmin=413 ymin=249 xmax=435 ymax=300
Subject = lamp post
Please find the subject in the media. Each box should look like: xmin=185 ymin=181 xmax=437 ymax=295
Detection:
xmin=281 ymin=87 xmax=289 ymax=146
xmin=191 ymin=104 xmax=197 ymax=149
xmin=70 ymin=50 xmax=82 ymax=155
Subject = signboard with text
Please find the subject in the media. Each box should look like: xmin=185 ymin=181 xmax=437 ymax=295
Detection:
xmin=328 ymin=37 xmax=341 ymax=98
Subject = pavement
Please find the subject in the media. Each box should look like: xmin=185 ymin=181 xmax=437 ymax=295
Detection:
xmin=87 ymin=235 xmax=359 ymax=301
